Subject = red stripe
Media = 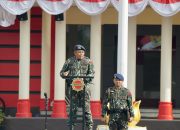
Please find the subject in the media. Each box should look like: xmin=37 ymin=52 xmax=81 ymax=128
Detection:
xmin=30 ymin=95 xmax=41 ymax=107
xmin=0 ymin=48 xmax=41 ymax=61
xmin=30 ymin=64 xmax=41 ymax=76
xmin=0 ymin=63 xmax=19 ymax=76
xmin=31 ymin=7 xmax=42 ymax=15
xmin=0 ymin=33 xmax=19 ymax=45
xmin=0 ymin=94 xmax=40 ymax=107
xmin=30 ymin=79 xmax=41 ymax=91
xmin=0 ymin=20 xmax=19 ymax=30
xmin=30 ymin=48 xmax=41 ymax=61
xmin=9 ymin=0 xmax=27 ymax=1
xmin=0 ymin=63 xmax=41 ymax=76
xmin=0 ymin=79 xmax=18 ymax=91
xmin=47 ymin=0 xmax=64 ymax=1
xmin=0 ymin=48 xmax=19 ymax=60
xmin=153 ymin=0 xmax=180 ymax=4
xmin=50 ymin=16 xmax=55 ymax=101
xmin=31 ymin=18 xmax=42 ymax=30
xmin=0 ymin=78 xmax=40 ymax=91
xmin=81 ymin=0 xmax=105 ymax=2
xmin=129 ymin=0 xmax=142 ymax=4
xmin=0 ymin=94 xmax=18 ymax=107
xmin=31 ymin=33 xmax=42 ymax=46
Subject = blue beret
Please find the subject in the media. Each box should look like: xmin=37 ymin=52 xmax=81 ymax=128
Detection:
xmin=114 ymin=73 xmax=124 ymax=81
xmin=74 ymin=44 xmax=86 ymax=51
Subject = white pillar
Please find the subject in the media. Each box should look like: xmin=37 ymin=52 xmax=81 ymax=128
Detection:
xmin=160 ymin=17 xmax=172 ymax=102
xmin=90 ymin=15 xmax=101 ymax=118
xmin=51 ymin=13 xmax=67 ymax=118
xmin=40 ymin=11 xmax=51 ymax=110
xmin=158 ymin=17 xmax=173 ymax=120
xmin=117 ymin=0 xmax=128 ymax=87
xmin=16 ymin=11 xmax=31 ymax=117
xmin=128 ymin=16 xmax=137 ymax=101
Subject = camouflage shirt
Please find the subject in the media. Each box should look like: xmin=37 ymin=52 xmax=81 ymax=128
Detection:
xmin=60 ymin=56 xmax=94 ymax=128
xmin=102 ymin=86 xmax=134 ymax=118
xmin=60 ymin=56 xmax=95 ymax=84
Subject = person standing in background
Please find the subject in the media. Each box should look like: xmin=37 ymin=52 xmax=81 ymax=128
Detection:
xmin=60 ymin=44 xmax=95 ymax=130
xmin=102 ymin=73 xmax=134 ymax=130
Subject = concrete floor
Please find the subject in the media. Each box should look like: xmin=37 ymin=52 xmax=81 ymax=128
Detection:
xmin=1 ymin=117 xmax=180 ymax=130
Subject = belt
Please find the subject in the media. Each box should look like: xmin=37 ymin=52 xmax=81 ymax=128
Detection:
xmin=109 ymin=109 xmax=127 ymax=114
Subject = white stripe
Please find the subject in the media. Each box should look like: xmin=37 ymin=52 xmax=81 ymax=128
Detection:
xmin=0 ymin=6 xmax=16 ymax=27
xmin=149 ymin=0 xmax=180 ymax=17
xmin=111 ymin=0 xmax=149 ymax=17
xmin=37 ymin=0 xmax=73 ymax=15
xmin=75 ymin=0 xmax=110 ymax=15
xmin=129 ymin=0 xmax=149 ymax=17
xmin=0 ymin=0 xmax=35 ymax=15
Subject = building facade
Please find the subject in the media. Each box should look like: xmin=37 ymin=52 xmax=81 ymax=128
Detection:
xmin=0 ymin=0 xmax=180 ymax=120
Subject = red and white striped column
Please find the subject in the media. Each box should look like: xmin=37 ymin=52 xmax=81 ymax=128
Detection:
xmin=16 ymin=11 xmax=32 ymax=117
xmin=158 ymin=17 xmax=173 ymax=120
xmin=39 ymin=11 xmax=51 ymax=111
xmin=51 ymin=13 xmax=67 ymax=118
xmin=90 ymin=15 xmax=102 ymax=118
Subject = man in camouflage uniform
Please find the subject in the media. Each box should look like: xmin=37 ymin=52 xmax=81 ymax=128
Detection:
xmin=60 ymin=44 xmax=94 ymax=130
xmin=102 ymin=73 xmax=134 ymax=130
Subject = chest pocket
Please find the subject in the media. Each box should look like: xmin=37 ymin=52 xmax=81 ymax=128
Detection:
xmin=81 ymin=65 xmax=88 ymax=73
xmin=68 ymin=63 xmax=78 ymax=75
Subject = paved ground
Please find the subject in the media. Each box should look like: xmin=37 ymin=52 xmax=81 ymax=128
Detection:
xmin=1 ymin=117 xmax=180 ymax=130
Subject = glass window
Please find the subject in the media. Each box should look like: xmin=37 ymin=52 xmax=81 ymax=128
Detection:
xmin=66 ymin=25 xmax=90 ymax=58
xmin=136 ymin=25 xmax=177 ymax=108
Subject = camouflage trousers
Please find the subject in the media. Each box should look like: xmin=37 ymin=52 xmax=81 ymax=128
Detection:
xmin=70 ymin=87 xmax=93 ymax=129
xmin=109 ymin=113 xmax=128 ymax=130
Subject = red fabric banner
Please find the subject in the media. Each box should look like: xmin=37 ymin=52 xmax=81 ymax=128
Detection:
xmin=129 ymin=0 xmax=143 ymax=4
xmin=9 ymin=0 xmax=26 ymax=1
xmin=47 ymin=0 xmax=64 ymax=1
xmin=75 ymin=0 xmax=110 ymax=15
xmin=0 ymin=0 xmax=179 ymax=22
xmin=149 ymin=0 xmax=180 ymax=16
xmin=153 ymin=0 xmax=180 ymax=4
xmin=37 ymin=0 xmax=73 ymax=15
xmin=0 ymin=0 xmax=35 ymax=15
xmin=111 ymin=0 xmax=149 ymax=16
xmin=81 ymin=0 xmax=105 ymax=2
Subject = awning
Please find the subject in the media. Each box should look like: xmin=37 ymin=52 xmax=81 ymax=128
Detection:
xmin=0 ymin=0 xmax=180 ymax=27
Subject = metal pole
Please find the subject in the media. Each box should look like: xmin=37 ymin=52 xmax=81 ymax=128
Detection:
xmin=82 ymin=87 xmax=85 ymax=130
xmin=70 ymin=86 xmax=73 ymax=130
xmin=44 ymin=93 xmax=48 ymax=130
